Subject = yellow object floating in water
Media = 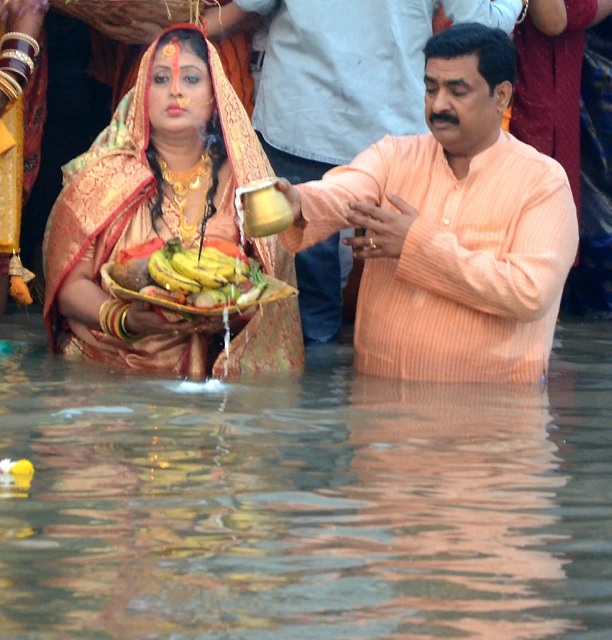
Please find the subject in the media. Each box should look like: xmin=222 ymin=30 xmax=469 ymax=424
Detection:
xmin=0 ymin=458 xmax=34 ymax=494
xmin=0 ymin=458 xmax=35 ymax=476
xmin=10 ymin=459 xmax=34 ymax=476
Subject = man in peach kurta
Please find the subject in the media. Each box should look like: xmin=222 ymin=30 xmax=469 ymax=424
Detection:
xmin=279 ymin=23 xmax=578 ymax=384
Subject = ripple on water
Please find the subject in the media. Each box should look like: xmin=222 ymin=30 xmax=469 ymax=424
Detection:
xmin=0 ymin=312 xmax=611 ymax=637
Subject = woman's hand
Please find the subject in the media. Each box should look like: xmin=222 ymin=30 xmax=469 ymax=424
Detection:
xmin=123 ymin=300 xmax=198 ymax=337
xmin=123 ymin=300 xmax=248 ymax=338
xmin=2 ymin=0 xmax=47 ymax=36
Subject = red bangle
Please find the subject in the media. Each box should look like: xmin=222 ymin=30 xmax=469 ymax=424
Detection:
xmin=0 ymin=38 xmax=36 ymax=60
xmin=0 ymin=32 xmax=40 ymax=57
xmin=0 ymin=59 xmax=29 ymax=88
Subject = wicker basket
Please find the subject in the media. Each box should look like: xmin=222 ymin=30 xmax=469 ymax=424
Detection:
xmin=50 ymin=0 xmax=201 ymax=27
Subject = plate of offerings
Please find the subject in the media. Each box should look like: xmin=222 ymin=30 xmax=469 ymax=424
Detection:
xmin=100 ymin=237 xmax=298 ymax=317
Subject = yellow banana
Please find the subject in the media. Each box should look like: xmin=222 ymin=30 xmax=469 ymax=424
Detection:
xmin=191 ymin=257 xmax=236 ymax=280
xmin=170 ymin=251 xmax=229 ymax=289
xmin=227 ymin=270 xmax=248 ymax=285
xmin=186 ymin=247 xmax=250 ymax=272
xmin=202 ymin=246 xmax=249 ymax=268
xmin=148 ymin=244 xmax=202 ymax=295
xmin=181 ymin=247 xmax=250 ymax=282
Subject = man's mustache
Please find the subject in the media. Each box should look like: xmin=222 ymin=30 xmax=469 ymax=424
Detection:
xmin=429 ymin=113 xmax=460 ymax=125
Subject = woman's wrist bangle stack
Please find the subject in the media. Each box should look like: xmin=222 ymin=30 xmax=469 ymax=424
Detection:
xmin=1 ymin=32 xmax=39 ymax=57
xmin=99 ymin=298 xmax=141 ymax=342
xmin=0 ymin=32 xmax=39 ymax=102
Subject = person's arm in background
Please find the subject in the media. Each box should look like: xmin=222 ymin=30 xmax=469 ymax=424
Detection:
xmin=89 ymin=1 xmax=262 ymax=45
xmin=590 ymin=0 xmax=612 ymax=25
xmin=233 ymin=0 xmax=277 ymax=16
xmin=442 ymin=0 xmax=524 ymax=34
xmin=524 ymin=0 xmax=608 ymax=36
xmin=564 ymin=0 xmax=602 ymax=31
xmin=0 ymin=0 xmax=46 ymax=115
xmin=527 ymin=0 xmax=567 ymax=36
xmin=203 ymin=1 xmax=262 ymax=39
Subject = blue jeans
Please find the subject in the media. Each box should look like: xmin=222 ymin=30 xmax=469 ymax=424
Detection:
xmin=258 ymin=136 xmax=342 ymax=344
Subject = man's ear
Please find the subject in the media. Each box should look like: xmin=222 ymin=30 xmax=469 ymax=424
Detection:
xmin=495 ymin=81 xmax=514 ymax=111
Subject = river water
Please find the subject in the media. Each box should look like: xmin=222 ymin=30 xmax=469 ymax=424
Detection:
xmin=0 ymin=309 xmax=611 ymax=639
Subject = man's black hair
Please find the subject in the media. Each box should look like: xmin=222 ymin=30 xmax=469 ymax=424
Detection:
xmin=424 ymin=22 xmax=516 ymax=94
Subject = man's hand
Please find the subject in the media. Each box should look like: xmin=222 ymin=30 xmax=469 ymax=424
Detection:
xmin=344 ymin=192 xmax=418 ymax=259
xmin=274 ymin=178 xmax=305 ymax=227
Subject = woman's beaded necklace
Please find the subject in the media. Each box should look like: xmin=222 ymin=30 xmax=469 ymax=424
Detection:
xmin=159 ymin=154 xmax=211 ymax=245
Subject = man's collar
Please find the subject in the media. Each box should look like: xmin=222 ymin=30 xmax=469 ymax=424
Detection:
xmin=436 ymin=129 xmax=505 ymax=177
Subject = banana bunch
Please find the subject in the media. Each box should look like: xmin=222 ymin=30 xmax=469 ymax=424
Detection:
xmin=171 ymin=245 xmax=250 ymax=288
xmin=147 ymin=238 xmax=252 ymax=296
xmin=147 ymin=238 xmax=202 ymax=295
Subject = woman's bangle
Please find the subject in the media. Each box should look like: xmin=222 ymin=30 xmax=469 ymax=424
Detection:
xmin=0 ymin=49 xmax=34 ymax=72
xmin=0 ymin=32 xmax=40 ymax=57
xmin=118 ymin=306 xmax=139 ymax=342
xmin=516 ymin=0 xmax=529 ymax=24
xmin=0 ymin=58 xmax=30 ymax=88
xmin=0 ymin=69 xmax=21 ymax=101
xmin=0 ymin=37 xmax=37 ymax=60
xmin=99 ymin=298 xmax=140 ymax=342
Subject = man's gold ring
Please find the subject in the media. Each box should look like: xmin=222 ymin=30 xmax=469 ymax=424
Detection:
xmin=369 ymin=236 xmax=377 ymax=250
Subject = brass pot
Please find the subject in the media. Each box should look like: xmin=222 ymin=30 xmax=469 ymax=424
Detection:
xmin=237 ymin=177 xmax=293 ymax=238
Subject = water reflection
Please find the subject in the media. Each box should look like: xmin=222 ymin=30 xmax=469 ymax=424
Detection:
xmin=335 ymin=378 xmax=573 ymax=638
xmin=0 ymin=315 xmax=603 ymax=638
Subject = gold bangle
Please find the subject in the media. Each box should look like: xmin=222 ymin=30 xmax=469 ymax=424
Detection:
xmin=98 ymin=298 xmax=140 ymax=342
xmin=0 ymin=72 xmax=20 ymax=100
xmin=0 ymin=85 xmax=16 ymax=102
xmin=515 ymin=0 xmax=529 ymax=24
xmin=98 ymin=297 xmax=117 ymax=335
xmin=0 ymin=69 xmax=21 ymax=93
xmin=118 ymin=306 xmax=140 ymax=342
xmin=0 ymin=32 xmax=40 ymax=56
xmin=0 ymin=79 xmax=18 ymax=101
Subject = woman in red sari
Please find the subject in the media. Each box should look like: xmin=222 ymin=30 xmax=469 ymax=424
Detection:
xmin=0 ymin=0 xmax=47 ymax=313
xmin=510 ymin=0 xmax=610 ymax=221
xmin=43 ymin=23 xmax=303 ymax=379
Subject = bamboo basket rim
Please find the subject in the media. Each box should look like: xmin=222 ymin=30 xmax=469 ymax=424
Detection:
xmin=50 ymin=0 xmax=205 ymax=25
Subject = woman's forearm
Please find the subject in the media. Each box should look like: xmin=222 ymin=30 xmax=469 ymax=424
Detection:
xmin=527 ymin=0 xmax=568 ymax=35
xmin=0 ymin=0 xmax=46 ymax=116
xmin=591 ymin=0 xmax=612 ymax=25
xmin=57 ymin=283 xmax=108 ymax=328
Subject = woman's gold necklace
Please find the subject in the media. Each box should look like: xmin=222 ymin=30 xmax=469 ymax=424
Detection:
xmin=159 ymin=154 xmax=211 ymax=245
